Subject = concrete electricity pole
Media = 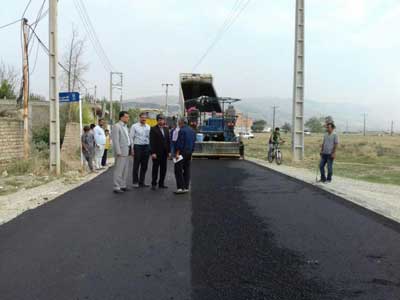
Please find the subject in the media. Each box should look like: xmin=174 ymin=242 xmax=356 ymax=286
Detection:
xmin=162 ymin=83 xmax=173 ymax=116
xmin=292 ymin=0 xmax=305 ymax=161
xmin=22 ymin=18 xmax=30 ymax=160
xmin=109 ymin=72 xmax=123 ymax=125
xmin=363 ymin=113 xmax=367 ymax=136
xmin=94 ymin=85 xmax=97 ymax=103
xmin=390 ymin=120 xmax=394 ymax=136
xmin=272 ymin=105 xmax=278 ymax=130
xmin=49 ymin=0 xmax=60 ymax=175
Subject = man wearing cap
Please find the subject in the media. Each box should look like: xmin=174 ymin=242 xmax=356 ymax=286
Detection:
xmin=150 ymin=114 xmax=171 ymax=190
xmin=174 ymin=117 xmax=196 ymax=194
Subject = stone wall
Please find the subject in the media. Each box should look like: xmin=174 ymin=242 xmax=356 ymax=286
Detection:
xmin=61 ymin=122 xmax=81 ymax=170
xmin=0 ymin=118 xmax=24 ymax=168
xmin=0 ymin=100 xmax=49 ymax=131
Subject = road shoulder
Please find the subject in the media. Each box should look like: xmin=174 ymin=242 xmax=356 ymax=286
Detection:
xmin=247 ymin=157 xmax=400 ymax=224
xmin=0 ymin=168 xmax=109 ymax=226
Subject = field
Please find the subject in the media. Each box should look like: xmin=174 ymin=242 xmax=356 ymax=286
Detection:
xmin=244 ymin=132 xmax=400 ymax=186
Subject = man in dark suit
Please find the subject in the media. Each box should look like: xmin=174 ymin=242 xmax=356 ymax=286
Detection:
xmin=150 ymin=114 xmax=171 ymax=190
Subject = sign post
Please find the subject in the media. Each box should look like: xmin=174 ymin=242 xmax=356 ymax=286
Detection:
xmin=59 ymin=92 xmax=83 ymax=167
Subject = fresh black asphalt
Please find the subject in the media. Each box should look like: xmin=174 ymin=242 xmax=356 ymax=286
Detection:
xmin=0 ymin=160 xmax=399 ymax=299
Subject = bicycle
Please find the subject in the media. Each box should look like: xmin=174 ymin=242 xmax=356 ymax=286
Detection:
xmin=268 ymin=141 xmax=284 ymax=165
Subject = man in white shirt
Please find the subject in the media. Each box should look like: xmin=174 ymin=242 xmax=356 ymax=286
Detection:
xmin=130 ymin=112 xmax=151 ymax=188
xmin=93 ymin=119 xmax=106 ymax=170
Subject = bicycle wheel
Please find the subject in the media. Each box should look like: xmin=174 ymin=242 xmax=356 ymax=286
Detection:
xmin=276 ymin=150 xmax=283 ymax=165
xmin=268 ymin=150 xmax=274 ymax=163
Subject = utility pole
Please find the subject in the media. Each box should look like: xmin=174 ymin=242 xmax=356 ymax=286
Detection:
xmin=272 ymin=105 xmax=278 ymax=130
xmin=49 ymin=0 xmax=60 ymax=175
xmin=109 ymin=72 xmax=113 ymax=124
xmin=292 ymin=0 xmax=305 ymax=161
xmin=120 ymin=73 xmax=123 ymax=110
xmin=363 ymin=113 xmax=367 ymax=136
xmin=22 ymin=18 xmax=30 ymax=160
xmin=94 ymin=85 xmax=97 ymax=103
xmin=109 ymin=72 xmax=123 ymax=125
xmin=162 ymin=83 xmax=173 ymax=116
xmin=390 ymin=120 xmax=394 ymax=136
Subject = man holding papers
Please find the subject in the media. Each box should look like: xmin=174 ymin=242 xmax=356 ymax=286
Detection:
xmin=174 ymin=117 xmax=196 ymax=194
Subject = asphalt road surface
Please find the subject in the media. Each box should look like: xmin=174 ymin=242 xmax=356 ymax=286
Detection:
xmin=0 ymin=160 xmax=400 ymax=300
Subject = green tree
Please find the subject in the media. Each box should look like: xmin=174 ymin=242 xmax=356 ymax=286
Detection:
xmin=29 ymin=93 xmax=46 ymax=102
xmin=282 ymin=122 xmax=291 ymax=133
xmin=0 ymin=80 xmax=16 ymax=99
xmin=251 ymin=119 xmax=267 ymax=132
xmin=128 ymin=108 xmax=141 ymax=126
xmin=305 ymin=117 xmax=324 ymax=133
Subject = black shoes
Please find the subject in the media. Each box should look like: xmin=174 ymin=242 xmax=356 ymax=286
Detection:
xmin=159 ymin=185 xmax=168 ymax=189
xmin=113 ymin=189 xmax=124 ymax=194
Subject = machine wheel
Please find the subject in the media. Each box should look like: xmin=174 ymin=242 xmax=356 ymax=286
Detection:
xmin=276 ymin=150 xmax=283 ymax=165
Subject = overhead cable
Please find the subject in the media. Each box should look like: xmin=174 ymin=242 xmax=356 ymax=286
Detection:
xmin=193 ymin=0 xmax=252 ymax=71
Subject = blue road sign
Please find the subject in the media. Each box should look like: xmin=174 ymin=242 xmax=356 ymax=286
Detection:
xmin=59 ymin=92 xmax=80 ymax=103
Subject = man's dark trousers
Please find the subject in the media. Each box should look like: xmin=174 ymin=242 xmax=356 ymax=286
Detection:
xmin=320 ymin=153 xmax=334 ymax=181
xmin=152 ymin=153 xmax=168 ymax=187
xmin=133 ymin=145 xmax=150 ymax=185
xmin=174 ymin=153 xmax=192 ymax=190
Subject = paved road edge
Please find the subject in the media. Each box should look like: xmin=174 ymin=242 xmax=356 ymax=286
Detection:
xmin=0 ymin=168 xmax=110 ymax=226
xmin=246 ymin=157 xmax=400 ymax=225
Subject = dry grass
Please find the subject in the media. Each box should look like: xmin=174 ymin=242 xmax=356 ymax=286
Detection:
xmin=244 ymin=132 xmax=400 ymax=185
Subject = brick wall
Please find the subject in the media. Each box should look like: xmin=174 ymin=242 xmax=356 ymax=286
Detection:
xmin=0 ymin=118 xmax=24 ymax=168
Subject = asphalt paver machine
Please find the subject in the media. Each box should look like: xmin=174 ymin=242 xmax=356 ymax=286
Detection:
xmin=179 ymin=73 xmax=241 ymax=158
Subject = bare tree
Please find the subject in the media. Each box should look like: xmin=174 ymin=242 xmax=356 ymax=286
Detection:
xmin=60 ymin=28 xmax=88 ymax=121
xmin=61 ymin=28 xmax=88 ymax=93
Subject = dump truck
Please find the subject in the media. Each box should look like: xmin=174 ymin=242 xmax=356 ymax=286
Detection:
xmin=179 ymin=73 xmax=241 ymax=158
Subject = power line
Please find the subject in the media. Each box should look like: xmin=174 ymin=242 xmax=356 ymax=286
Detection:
xmin=77 ymin=0 xmax=114 ymax=70
xmin=73 ymin=0 xmax=114 ymax=72
xmin=27 ymin=24 xmax=90 ymax=92
xmin=193 ymin=0 xmax=252 ymax=71
xmin=0 ymin=18 xmax=22 ymax=30
xmin=73 ymin=0 xmax=112 ymax=72
xmin=22 ymin=0 xmax=34 ymax=17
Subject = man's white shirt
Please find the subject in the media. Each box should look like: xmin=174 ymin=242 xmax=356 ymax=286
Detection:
xmin=93 ymin=125 xmax=106 ymax=145
xmin=130 ymin=122 xmax=150 ymax=145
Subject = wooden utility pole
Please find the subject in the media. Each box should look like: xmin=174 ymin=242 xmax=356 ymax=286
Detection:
xmin=49 ymin=0 xmax=61 ymax=175
xmin=22 ymin=18 xmax=30 ymax=160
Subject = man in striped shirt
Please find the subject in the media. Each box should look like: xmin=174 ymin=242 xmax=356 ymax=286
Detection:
xmin=130 ymin=112 xmax=151 ymax=188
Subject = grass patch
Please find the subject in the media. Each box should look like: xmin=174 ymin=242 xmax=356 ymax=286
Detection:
xmin=244 ymin=133 xmax=400 ymax=186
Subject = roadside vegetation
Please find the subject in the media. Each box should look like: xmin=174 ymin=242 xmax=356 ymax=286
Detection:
xmin=244 ymin=132 xmax=400 ymax=186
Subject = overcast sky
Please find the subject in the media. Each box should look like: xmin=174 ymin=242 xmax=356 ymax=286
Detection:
xmin=1 ymin=0 xmax=399 ymax=121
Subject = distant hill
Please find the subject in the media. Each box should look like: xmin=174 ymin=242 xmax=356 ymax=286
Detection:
xmin=124 ymin=95 xmax=378 ymax=131
xmin=236 ymin=97 xmax=373 ymax=131
xmin=123 ymin=96 xmax=180 ymax=114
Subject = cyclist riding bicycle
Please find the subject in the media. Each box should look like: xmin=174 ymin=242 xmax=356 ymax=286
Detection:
xmin=268 ymin=127 xmax=284 ymax=155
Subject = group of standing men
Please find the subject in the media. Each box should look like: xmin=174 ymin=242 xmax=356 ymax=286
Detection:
xmin=81 ymin=119 xmax=111 ymax=172
xmin=112 ymin=111 xmax=196 ymax=195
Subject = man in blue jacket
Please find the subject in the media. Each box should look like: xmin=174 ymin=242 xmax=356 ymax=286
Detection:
xmin=174 ymin=117 xmax=196 ymax=194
